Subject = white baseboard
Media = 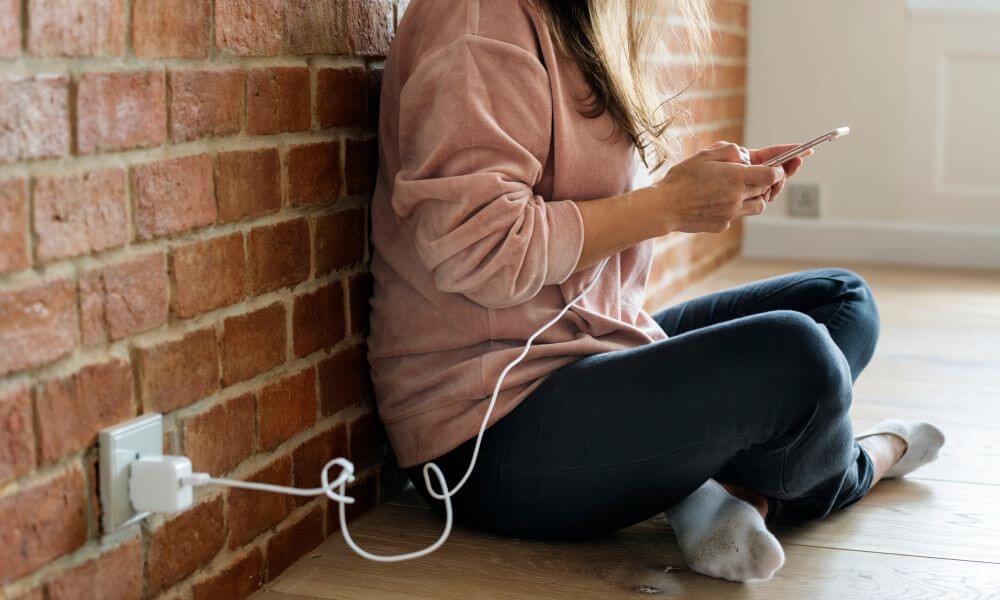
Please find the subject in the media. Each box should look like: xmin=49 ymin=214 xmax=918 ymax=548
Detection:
xmin=743 ymin=218 xmax=1000 ymax=270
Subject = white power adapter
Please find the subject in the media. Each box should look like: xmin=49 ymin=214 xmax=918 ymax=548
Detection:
xmin=130 ymin=455 xmax=194 ymax=514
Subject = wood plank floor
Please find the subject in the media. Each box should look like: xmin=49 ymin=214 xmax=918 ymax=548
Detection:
xmin=254 ymin=260 xmax=1000 ymax=600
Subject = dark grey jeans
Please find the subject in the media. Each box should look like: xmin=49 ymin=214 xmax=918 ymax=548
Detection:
xmin=408 ymin=268 xmax=880 ymax=540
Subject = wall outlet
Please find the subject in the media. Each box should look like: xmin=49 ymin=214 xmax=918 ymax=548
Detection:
xmin=786 ymin=183 xmax=822 ymax=218
xmin=99 ymin=414 xmax=163 ymax=532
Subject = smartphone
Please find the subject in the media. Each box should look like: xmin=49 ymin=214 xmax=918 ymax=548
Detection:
xmin=763 ymin=127 xmax=850 ymax=167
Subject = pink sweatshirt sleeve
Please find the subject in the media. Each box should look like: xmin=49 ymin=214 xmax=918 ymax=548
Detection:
xmin=390 ymin=34 xmax=584 ymax=310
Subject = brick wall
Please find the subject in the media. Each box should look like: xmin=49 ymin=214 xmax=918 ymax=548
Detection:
xmin=0 ymin=1 xmax=397 ymax=598
xmin=0 ymin=1 xmax=746 ymax=598
xmin=645 ymin=0 xmax=748 ymax=310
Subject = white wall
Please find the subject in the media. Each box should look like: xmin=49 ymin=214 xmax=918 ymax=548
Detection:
xmin=745 ymin=0 xmax=908 ymax=222
xmin=743 ymin=0 xmax=1000 ymax=269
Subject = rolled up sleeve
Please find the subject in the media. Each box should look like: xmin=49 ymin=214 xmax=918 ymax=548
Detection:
xmin=391 ymin=34 xmax=584 ymax=309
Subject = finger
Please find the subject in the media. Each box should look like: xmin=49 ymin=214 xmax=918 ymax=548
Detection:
xmin=749 ymin=144 xmax=801 ymax=165
xmin=783 ymin=156 xmax=805 ymax=177
xmin=769 ymin=180 xmax=784 ymax=200
xmin=699 ymin=142 xmax=744 ymax=163
xmin=740 ymin=198 xmax=766 ymax=216
xmin=741 ymin=165 xmax=785 ymax=187
xmin=742 ymin=184 xmax=772 ymax=200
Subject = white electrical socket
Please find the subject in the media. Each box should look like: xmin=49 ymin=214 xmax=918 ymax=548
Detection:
xmin=786 ymin=183 xmax=822 ymax=218
xmin=99 ymin=413 xmax=163 ymax=531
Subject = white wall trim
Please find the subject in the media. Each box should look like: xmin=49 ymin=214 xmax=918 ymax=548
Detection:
xmin=743 ymin=218 xmax=1000 ymax=270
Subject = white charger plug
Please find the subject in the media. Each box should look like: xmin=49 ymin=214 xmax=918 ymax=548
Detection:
xmin=129 ymin=455 xmax=194 ymax=514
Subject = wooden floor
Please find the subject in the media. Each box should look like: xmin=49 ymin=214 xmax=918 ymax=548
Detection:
xmin=254 ymin=260 xmax=1000 ymax=600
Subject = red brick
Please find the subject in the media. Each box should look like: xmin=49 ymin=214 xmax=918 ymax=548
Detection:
xmin=147 ymin=496 xmax=225 ymax=595
xmin=76 ymin=70 xmax=166 ymax=153
xmin=181 ymin=393 xmax=256 ymax=475
xmin=0 ymin=387 xmax=35 ymax=484
xmin=0 ymin=0 xmax=19 ymax=57
xmin=292 ymin=282 xmax=345 ymax=358
xmin=192 ymin=546 xmax=264 ymax=600
xmin=248 ymin=219 xmax=310 ymax=294
xmin=215 ymin=147 xmax=280 ymax=223
xmin=329 ymin=471 xmax=377 ymax=525
xmin=318 ymin=344 xmax=372 ymax=416
xmin=27 ymin=0 xmax=125 ymax=56
xmin=368 ymin=66 xmax=384 ymax=123
xmin=227 ymin=455 xmax=292 ymax=548
xmin=715 ymin=31 xmax=747 ymax=58
xmin=286 ymin=140 xmax=341 ymax=206
xmin=284 ymin=0 xmax=345 ymax=55
xmin=169 ymin=69 xmax=244 ymax=142
xmin=0 ymin=179 xmax=29 ymax=273
xmin=314 ymin=209 xmax=365 ymax=275
xmin=135 ymin=328 xmax=219 ymax=413
xmin=246 ymin=67 xmax=310 ymax=135
xmin=265 ymin=505 xmax=324 ymax=578
xmin=0 ymin=279 xmax=77 ymax=376
xmin=346 ymin=0 xmax=393 ymax=57
xmin=132 ymin=154 xmax=216 ymax=239
xmin=133 ymin=0 xmax=209 ymax=58
xmin=706 ymin=65 xmax=746 ymax=90
xmin=36 ymin=359 xmax=134 ymax=463
xmin=222 ymin=302 xmax=286 ymax=385
xmin=170 ymin=233 xmax=246 ymax=318
xmin=0 ymin=465 xmax=87 ymax=582
xmin=348 ymin=272 xmax=373 ymax=335
xmin=0 ymin=75 xmax=70 ymax=163
xmin=47 ymin=536 xmax=142 ymax=600
xmin=215 ymin=0 xmax=282 ymax=57
xmin=345 ymin=138 xmax=378 ymax=196
xmin=84 ymin=451 xmax=101 ymax=531
xmin=258 ymin=367 xmax=317 ymax=451
xmin=32 ymin=168 xmax=127 ymax=262
xmin=348 ymin=411 xmax=387 ymax=469
xmin=710 ymin=0 xmax=748 ymax=28
xmin=162 ymin=421 xmax=177 ymax=454
xmin=292 ymin=424 xmax=346 ymax=500
xmin=80 ymin=253 xmax=168 ymax=344
xmin=315 ymin=67 xmax=368 ymax=128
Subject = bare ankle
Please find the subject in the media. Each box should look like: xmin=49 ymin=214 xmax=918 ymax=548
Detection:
xmin=859 ymin=433 xmax=908 ymax=486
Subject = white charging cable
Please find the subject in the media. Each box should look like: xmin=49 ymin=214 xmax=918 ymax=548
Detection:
xmin=173 ymin=261 xmax=607 ymax=562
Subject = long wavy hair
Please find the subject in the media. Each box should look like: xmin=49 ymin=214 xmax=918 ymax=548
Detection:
xmin=532 ymin=0 xmax=712 ymax=170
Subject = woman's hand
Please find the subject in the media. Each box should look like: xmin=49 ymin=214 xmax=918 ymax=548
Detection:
xmin=640 ymin=142 xmax=785 ymax=234
xmin=747 ymin=144 xmax=812 ymax=202
xmin=571 ymin=142 xmax=806 ymax=272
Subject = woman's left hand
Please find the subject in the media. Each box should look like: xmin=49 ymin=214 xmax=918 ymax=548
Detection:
xmin=747 ymin=144 xmax=813 ymax=202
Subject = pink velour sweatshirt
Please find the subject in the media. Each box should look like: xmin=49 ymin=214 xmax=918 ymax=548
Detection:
xmin=369 ymin=0 xmax=668 ymax=468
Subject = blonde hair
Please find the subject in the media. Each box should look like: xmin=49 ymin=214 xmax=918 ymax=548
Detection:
xmin=534 ymin=0 xmax=712 ymax=170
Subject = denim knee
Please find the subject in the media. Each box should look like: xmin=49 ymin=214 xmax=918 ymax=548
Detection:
xmin=762 ymin=310 xmax=853 ymax=418
xmin=824 ymin=268 xmax=881 ymax=369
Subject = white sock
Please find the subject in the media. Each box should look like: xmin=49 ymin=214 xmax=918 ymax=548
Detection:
xmin=856 ymin=420 xmax=945 ymax=479
xmin=664 ymin=480 xmax=785 ymax=582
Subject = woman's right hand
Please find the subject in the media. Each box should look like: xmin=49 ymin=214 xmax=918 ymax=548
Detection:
xmin=641 ymin=142 xmax=785 ymax=235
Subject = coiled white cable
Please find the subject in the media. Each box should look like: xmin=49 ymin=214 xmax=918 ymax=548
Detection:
xmin=185 ymin=261 xmax=607 ymax=562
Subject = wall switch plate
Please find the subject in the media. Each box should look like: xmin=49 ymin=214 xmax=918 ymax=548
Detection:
xmin=787 ymin=183 xmax=822 ymax=218
xmin=99 ymin=413 xmax=163 ymax=532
